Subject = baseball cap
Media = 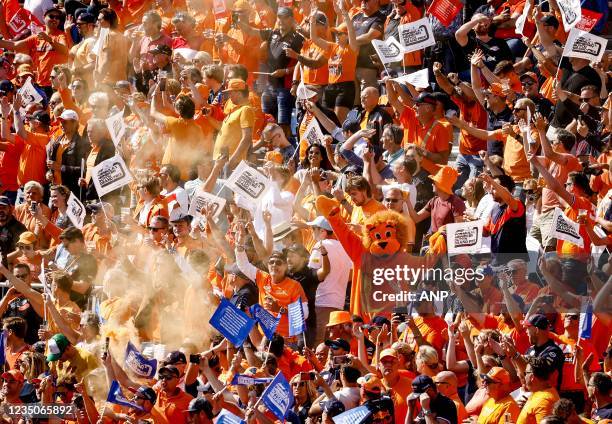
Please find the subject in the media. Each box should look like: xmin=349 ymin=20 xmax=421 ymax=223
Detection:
xmin=158 ymin=365 xmax=180 ymax=378
xmin=131 ymin=386 xmax=157 ymax=403
xmin=285 ymin=243 xmax=310 ymax=259
xmin=306 ymin=216 xmax=332 ymax=231
xmin=170 ymin=213 xmax=193 ymax=224
xmin=47 ymin=334 xmax=70 ymax=362
xmin=223 ymin=78 xmax=247 ymax=92
xmin=523 ymin=313 xmax=549 ymax=330
xmin=1 ymin=370 xmax=24 ymax=383
xmin=59 ymin=109 xmax=79 ymax=121
xmin=379 ymin=348 xmax=399 ymax=361
xmin=407 ymin=375 xmax=435 ymax=400
xmin=321 ymin=399 xmax=345 ymax=416
xmin=77 ymin=12 xmax=96 ymax=24
xmin=277 ymin=7 xmax=293 ymax=17
xmin=44 ymin=7 xmax=64 ymax=17
xmin=480 ymin=367 xmax=511 ymax=385
xmin=150 ymin=44 xmax=172 ymax=56
xmin=519 ymin=72 xmax=538 ymax=83
xmin=31 ymin=110 xmax=51 ymax=126
xmin=326 ymin=311 xmax=352 ymax=327
xmin=371 ymin=315 xmax=391 ymax=328
xmin=324 ymin=338 xmax=350 ymax=352
xmin=17 ymin=231 xmax=36 ymax=245
xmin=0 ymin=80 xmax=15 ymax=94
xmin=414 ymin=92 xmax=437 ymax=105
xmin=357 ymin=373 xmax=383 ymax=393
xmin=0 ymin=196 xmax=11 ymax=206
xmin=164 ymin=350 xmax=187 ymax=365
xmin=313 ymin=11 xmax=327 ymax=26
xmin=224 ymin=263 xmax=250 ymax=281
xmin=185 ymin=398 xmax=214 ymax=418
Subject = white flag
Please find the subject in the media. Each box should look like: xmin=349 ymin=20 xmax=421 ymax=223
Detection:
xmin=371 ymin=37 xmax=405 ymax=64
xmin=551 ymin=207 xmax=584 ymax=248
xmin=91 ymin=28 xmax=109 ymax=56
xmin=188 ymin=190 xmax=227 ymax=221
xmin=17 ymin=77 xmax=43 ymax=115
xmin=333 ymin=406 xmax=371 ymax=424
xmin=226 ymin=161 xmax=271 ymax=202
xmin=557 ymin=0 xmax=582 ymax=31
xmin=394 ymin=68 xmax=429 ymax=88
xmin=105 ymin=110 xmax=126 ymax=148
xmin=91 ymin=155 xmax=133 ymax=197
xmin=66 ymin=192 xmax=86 ymax=229
xmin=515 ymin=0 xmax=532 ymax=35
xmin=301 ymin=118 xmax=325 ymax=147
xmin=397 ymin=18 xmax=436 ymax=53
xmin=24 ymin=0 xmax=53 ymax=22
xmin=562 ymin=28 xmax=607 ymax=63
xmin=447 ymin=220 xmax=484 ymax=254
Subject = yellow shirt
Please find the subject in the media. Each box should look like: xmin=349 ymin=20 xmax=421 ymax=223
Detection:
xmin=54 ymin=346 xmax=99 ymax=382
xmin=516 ymin=388 xmax=559 ymax=424
xmin=213 ymin=104 xmax=255 ymax=161
xmin=163 ymin=116 xmax=207 ymax=180
xmin=477 ymin=395 xmax=521 ymax=424
xmin=350 ymin=198 xmax=386 ymax=225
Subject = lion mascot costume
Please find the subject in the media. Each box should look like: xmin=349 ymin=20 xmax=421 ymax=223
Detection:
xmin=315 ymin=196 xmax=440 ymax=318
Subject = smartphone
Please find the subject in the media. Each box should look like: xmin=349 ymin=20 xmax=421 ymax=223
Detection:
xmin=299 ymin=371 xmax=315 ymax=380
xmin=333 ymin=355 xmax=349 ymax=365
xmin=392 ymin=305 xmax=408 ymax=322
xmin=541 ymin=295 xmax=554 ymax=304
xmin=102 ymin=337 xmax=110 ymax=360
xmin=30 ymin=201 xmax=37 ymax=213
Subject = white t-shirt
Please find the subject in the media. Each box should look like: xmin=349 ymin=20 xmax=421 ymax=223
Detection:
xmin=311 ymin=239 xmax=352 ymax=309
xmin=161 ymin=186 xmax=189 ymax=221
xmin=332 ymin=387 xmax=360 ymax=410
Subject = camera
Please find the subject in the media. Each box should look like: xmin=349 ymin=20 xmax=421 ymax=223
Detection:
xmin=30 ymin=201 xmax=37 ymax=213
xmin=189 ymin=353 xmax=201 ymax=364
xmin=332 ymin=355 xmax=349 ymax=365
xmin=299 ymin=371 xmax=316 ymax=380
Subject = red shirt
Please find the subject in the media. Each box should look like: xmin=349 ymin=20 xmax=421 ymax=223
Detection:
xmin=0 ymin=139 xmax=23 ymax=192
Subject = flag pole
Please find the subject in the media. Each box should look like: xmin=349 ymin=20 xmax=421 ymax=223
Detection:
xmin=80 ymin=158 xmax=85 ymax=201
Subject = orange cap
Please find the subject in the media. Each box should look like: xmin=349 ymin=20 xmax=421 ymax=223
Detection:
xmin=481 ymin=367 xmax=510 ymax=385
xmin=326 ymin=311 xmax=351 ymax=327
xmin=223 ymin=78 xmax=247 ymax=92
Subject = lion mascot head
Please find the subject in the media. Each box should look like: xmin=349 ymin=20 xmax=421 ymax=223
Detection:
xmin=363 ymin=210 xmax=410 ymax=257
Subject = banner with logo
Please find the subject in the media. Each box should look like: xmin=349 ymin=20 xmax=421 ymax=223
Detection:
xmin=215 ymin=409 xmax=245 ymax=424
xmin=371 ymin=37 xmax=405 ymax=64
xmin=575 ymin=8 xmax=603 ymax=32
xmin=557 ymin=0 xmax=582 ymax=31
xmin=125 ymin=342 xmax=158 ymax=379
xmin=230 ymin=374 xmax=274 ymax=386
xmin=261 ymin=372 xmax=293 ymax=420
xmin=91 ymin=155 xmax=133 ymax=197
xmin=332 ymin=405 xmax=372 ymax=424
xmin=447 ymin=221 xmax=484 ymax=254
xmin=551 ymin=207 xmax=584 ymax=248
xmin=66 ymin=192 xmax=86 ymax=229
xmin=209 ymin=298 xmax=256 ymax=347
xmin=107 ymin=380 xmax=145 ymax=412
xmin=394 ymin=68 xmax=429 ymax=89
xmin=562 ymin=28 xmax=606 ymax=63
xmin=397 ymin=18 xmax=436 ymax=54
xmin=105 ymin=110 xmax=126 ymax=148
xmin=301 ymin=118 xmax=325 ymax=147
xmin=188 ymin=190 xmax=226 ymax=221
xmin=17 ymin=77 xmax=44 ymax=112
xmin=288 ymin=297 xmax=306 ymax=337
xmin=426 ymin=0 xmax=463 ymax=27
xmin=226 ymin=161 xmax=271 ymax=203
xmin=250 ymin=303 xmax=280 ymax=340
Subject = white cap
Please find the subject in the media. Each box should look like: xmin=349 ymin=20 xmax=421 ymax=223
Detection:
xmin=59 ymin=109 xmax=79 ymax=121
xmin=306 ymin=216 xmax=332 ymax=232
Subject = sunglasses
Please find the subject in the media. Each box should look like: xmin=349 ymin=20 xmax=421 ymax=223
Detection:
xmin=47 ymin=15 xmax=62 ymax=19
xmin=18 ymin=245 xmax=34 ymax=250
xmin=148 ymin=227 xmax=165 ymax=232
xmin=268 ymin=259 xmax=285 ymax=266
xmin=580 ymin=97 xmax=594 ymax=102
xmin=521 ymin=80 xmax=535 ymax=86
xmin=384 ymin=198 xmax=401 ymax=203
xmin=158 ymin=374 xmax=176 ymax=381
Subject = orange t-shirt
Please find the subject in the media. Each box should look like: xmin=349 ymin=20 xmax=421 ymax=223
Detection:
xmin=350 ymin=198 xmax=386 ymax=225
xmin=153 ymin=387 xmax=193 ymax=424
xmin=5 ymin=344 xmax=29 ymax=370
xmin=452 ymin=95 xmax=488 ymax=156
xmin=513 ymin=281 xmax=541 ymax=304
xmin=401 ymin=315 xmax=448 ymax=358
xmin=493 ymin=130 xmax=532 ymax=183
xmin=383 ymin=373 xmax=413 ymax=424
xmin=399 ymin=107 xmax=452 ymax=174
xmin=17 ymin=130 xmax=49 ymax=185
xmin=300 ymin=39 xmax=330 ymax=86
xmin=218 ymin=27 xmax=260 ymax=77
xmin=591 ymin=170 xmax=612 ymax=200
xmin=552 ymin=332 xmax=599 ymax=392
xmin=255 ymin=270 xmax=307 ymax=337
xmin=23 ymin=30 xmax=70 ymax=86
xmin=328 ymin=42 xmax=357 ymax=84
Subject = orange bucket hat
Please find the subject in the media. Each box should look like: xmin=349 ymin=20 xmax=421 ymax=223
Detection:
xmin=326 ymin=311 xmax=352 ymax=327
xmin=428 ymin=166 xmax=458 ymax=195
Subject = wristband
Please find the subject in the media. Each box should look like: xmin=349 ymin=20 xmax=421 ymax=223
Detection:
xmin=321 ymin=253 xmax=328 ymax=256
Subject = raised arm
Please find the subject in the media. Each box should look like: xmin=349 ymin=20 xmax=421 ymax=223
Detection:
xmin=0 ymin=263 xmax=44 ymax=317
xmin=480 ymin=173 xmax=520 ymax=211
xmin=432 ymin=62 xmax=455 ymax=95
xmin=455 ymin=15 xmax=486 ymax=47
xmin=529 ymin=155 xmax=573 ymax=205
xmin=470 ymin=50 xmax=486 ymax=107
xmin=384 ymin=78 xmax=407 ymax=115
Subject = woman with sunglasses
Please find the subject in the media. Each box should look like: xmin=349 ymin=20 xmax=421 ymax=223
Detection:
xmin=290 ymin=373 xmax=319 ymax=423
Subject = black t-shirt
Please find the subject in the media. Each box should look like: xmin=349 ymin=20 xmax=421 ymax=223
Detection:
xmin=67 ymin=253 xmax=98 ymax=309
xmin=230 ymin=281 xmax=259 ymax=311
xmin=0 ymin=218 xmax=27 ymax=266
xmin=463 ymin=34 xmax=513 ymax=70
xmin=486 ymin=106 xmax=513 ymax=157
xmin=526 ymin=338 xmax=565 ymax=389
xmin=288 ymin=267 xmax=319 ymax=328
xmin=552 ymin=59 xmax=602 ymax=128
xmin=3 ymin=295 xmax=43 ymax=344
xmin=415 ymin=393 xmax=458 ymax=424
xmin=260 ymin=29 xmax=305 ymax=87
xmin=488 ymin=201 xmax=529 ymax=266
xmin=352 ymin=11 xmax=386 ymax=68
xmin=529 ymin=95 xmax=554 ymax=121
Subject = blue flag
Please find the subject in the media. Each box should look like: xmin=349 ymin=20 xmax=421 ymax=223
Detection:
xmin=231 ymin=374 xmax=274 ymax=386
xmin=288 ymin=297 xmax=306 ymax=337
xmin=332 ymin=405 xmax=371 ymax=424
xmin=0 ymin=330 xmax=6 ymax=366
xmin=210 ymin=298 xmax=256 ymax=347
xmin=580 ymin=302 xmax=593 ymax=339
xmin=216 ymin=409 xmax=245 ymax=424
xmin=125 ymin=342 xmax=158 ymax=379
xmin=261 ymin=372 xmax=293 ymax=420
xmin=107 ymin=380 xmax=145 ymax=412
xmin=250 ymin=304 xmax=280 ymax=340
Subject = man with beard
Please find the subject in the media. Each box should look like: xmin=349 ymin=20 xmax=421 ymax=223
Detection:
xmin=286 ymin=243 xmax=327 ymax=346
xmin=455 ymin=14 xmax=513 ymax=71
xmin=0 ymin=196 xmax=26 ymax=267
xmin=519 ymin=72 xmax=553 ymax=120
